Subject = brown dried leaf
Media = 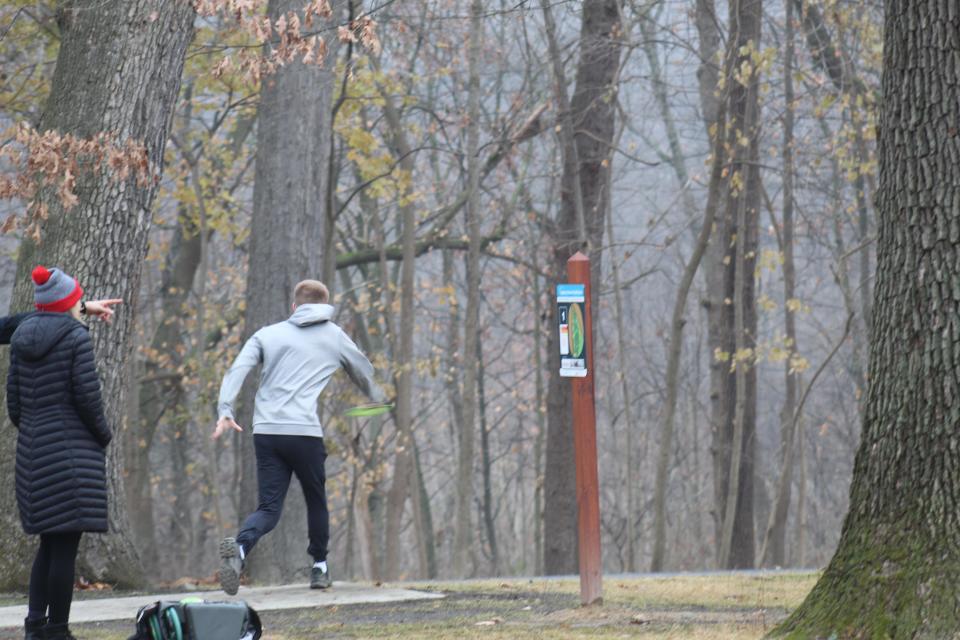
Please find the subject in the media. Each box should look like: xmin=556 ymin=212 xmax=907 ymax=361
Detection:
xmin=213 ymin=56 xmax=233 ymax=78
xmin=338 ymin=24 xmax=356 ymax=44
xmin=58 ymin=169 xmax=79 ymax=210
xmin=357 ymin=16 xmax=380 ymax=55
xmin=474 ymin=618 xmax=503 ymax=627
xmin=1 ymin=214 xmax=17 ymax=234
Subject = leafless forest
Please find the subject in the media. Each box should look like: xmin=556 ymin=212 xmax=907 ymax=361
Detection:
xmin=0 ymin=0 xmax=883 ymax=586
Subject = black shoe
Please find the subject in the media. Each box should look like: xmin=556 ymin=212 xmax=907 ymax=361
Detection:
xmin=218 ymin=537 xmax=244 ymax=596
xmin=310 ymin=565 xmax=331 ymax=589
xmin=43 ymin=623 xmax=76 ymax=640
xmin=24 ymin=616 xmax=45 ymax=640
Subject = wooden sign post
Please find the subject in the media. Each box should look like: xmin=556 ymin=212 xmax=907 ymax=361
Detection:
xmin=559 ymin=251 xmax=602 ymax=605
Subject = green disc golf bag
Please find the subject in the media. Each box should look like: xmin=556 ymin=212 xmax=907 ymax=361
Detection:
xmin=128 ymin=599 xmax=262 ymax=640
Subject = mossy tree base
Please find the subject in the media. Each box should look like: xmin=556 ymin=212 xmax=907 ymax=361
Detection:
xmin=772 ymin=531 xmax=960 ymax=638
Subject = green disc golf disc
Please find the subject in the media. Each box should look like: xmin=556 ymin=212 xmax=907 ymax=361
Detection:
xmin=344 ymin=403 xmax=394 ymax=418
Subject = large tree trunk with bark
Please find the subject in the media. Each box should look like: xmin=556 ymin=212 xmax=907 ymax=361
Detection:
xmin=774 ymin=1 xmax=960 ymax=635
xmin=236 ymin=0 xmax=340 ymax=583
xmin=0 ymin=0 xmax=194 ymax=588
xmin=541 ymin=0 xmax=621 ymax=576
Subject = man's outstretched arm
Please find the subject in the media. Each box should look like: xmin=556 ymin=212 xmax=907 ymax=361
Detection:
xmin=339 ymin=330 xmax=387 ymax=403
xmin=213 ymin=333 xmax=263 ymax=439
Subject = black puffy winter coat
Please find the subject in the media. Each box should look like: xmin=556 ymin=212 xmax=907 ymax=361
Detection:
xmin=7 ymin=312 xmax=112 ymax=534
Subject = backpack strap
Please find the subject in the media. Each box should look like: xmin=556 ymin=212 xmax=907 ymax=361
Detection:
xmin=149 ymin=614 xmax=165 ymax=640
xmin=246 ymin=604 xmax=263 ymax=640
xmin=161 ymin=604 xmax=184 ymax=640
xmin=133 ymin=602 xmax=164 ymax=640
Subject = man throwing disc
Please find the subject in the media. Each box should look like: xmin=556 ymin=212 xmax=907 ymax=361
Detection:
xmin=213 ymin=280 xmax=385 ymax=593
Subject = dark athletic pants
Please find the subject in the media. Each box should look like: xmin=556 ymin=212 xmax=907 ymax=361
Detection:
xmin=28 ymin=532 xmax=82 ymax=624
xmin=237 ymin=434 xmax=329 ymax=562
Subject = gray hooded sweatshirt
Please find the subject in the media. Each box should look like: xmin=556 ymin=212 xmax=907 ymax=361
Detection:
xmin=217 ymin=303 xmax=384 ymax=437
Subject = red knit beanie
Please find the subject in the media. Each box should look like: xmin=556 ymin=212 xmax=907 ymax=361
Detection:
xmin=32 ymin=265 xmax=83 ymax=312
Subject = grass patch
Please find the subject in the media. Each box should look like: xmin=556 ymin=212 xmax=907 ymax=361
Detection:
xmin=0 ymin=572 xmax=818 ymax=640
xmin=412 ymin=573 xmax=816 ymax=612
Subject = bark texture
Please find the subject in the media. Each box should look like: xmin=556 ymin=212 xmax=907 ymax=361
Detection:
xmin=774 ymin=1 xmax=960 ymax=636
xmin=0 ymin=0 xmax=194 ymax=588
xmin=236 ymin=0 xmax=340 ymax=583
xmin=542 ymin=0 xmax=621 ymax=575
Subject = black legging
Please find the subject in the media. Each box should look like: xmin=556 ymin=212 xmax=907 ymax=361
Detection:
xmin=28 ymin=532 xmax=82 ymax=625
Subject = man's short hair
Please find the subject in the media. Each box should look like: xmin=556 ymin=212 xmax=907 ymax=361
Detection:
xmin=294 ymin=280 xmax=330 ymax=305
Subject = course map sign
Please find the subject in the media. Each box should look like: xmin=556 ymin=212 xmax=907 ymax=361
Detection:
xmin=557 ymin=283 xmax=588 ymax=377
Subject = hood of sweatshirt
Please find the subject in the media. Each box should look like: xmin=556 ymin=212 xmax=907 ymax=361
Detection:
xmin=288 ymin=303 xmax=335 ymax=327
xmin=12 ymin=313 xmax=82 ymax=361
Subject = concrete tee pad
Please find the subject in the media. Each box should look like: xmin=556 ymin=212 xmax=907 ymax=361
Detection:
xmin=0 ymin=582 xmax=444 ymax=628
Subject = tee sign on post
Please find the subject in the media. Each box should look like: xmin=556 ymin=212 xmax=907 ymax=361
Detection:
xmin=558 ymin=251 xmax=603 ymax=605
xmin=557 ymin=284 xmax=588 ymax=377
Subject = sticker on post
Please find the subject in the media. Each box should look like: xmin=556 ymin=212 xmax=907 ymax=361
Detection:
xmin=557 ymin=284 xmax=588 ymax=377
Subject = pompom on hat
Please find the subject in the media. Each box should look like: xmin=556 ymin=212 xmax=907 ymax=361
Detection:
xmin=32 ymin=266 xmax=83 ymax=312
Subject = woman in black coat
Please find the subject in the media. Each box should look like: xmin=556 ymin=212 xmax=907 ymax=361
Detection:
xmin=8 ymin=266 xmax=114 ymax=640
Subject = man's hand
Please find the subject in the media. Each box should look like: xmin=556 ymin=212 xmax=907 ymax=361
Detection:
xmin=84 ymin=299 xmax=123 ymax=323
xmin=213 ymin=416 xmax=243 ymax=440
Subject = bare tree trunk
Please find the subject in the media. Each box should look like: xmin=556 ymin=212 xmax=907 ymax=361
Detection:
xmin=760 ymin=0 xmax=798 ymax=568
xmin=531 ymin=259 xmax=546 ymax=576
xmin=339 ymin=267 xmax=387 ymax=581
xmin=541 ymin=0 xmax=621 ymax=576
xmin=477 ymin=338 xmax=499 ymax=574
xmin=639 ymin=4 xmax=725 ymax=568
xmin=0 ymin=0 xmax=194 ymax=588
xmin=711 ymin=0 xmax=763 ymax=570
xmin=794 ymin=417 xmax=807 ymax=567
xmin=539 ymin=0 xmax=580 ymax=575
xmin=649 ymin=89 xmax=727 ymax=572
xmin=236 ymin=0 xmax=340 ymax=583
xmin=132 ymin=215 xmax=201 ymax=569
xmin=606 ymin=211 xmax=638 ymax=571
xmin=641 ymin=0 xmax=724 ymax=573
xmin=169 ymin=426 xmax=193 ymax=572
xmin=694 ymin=0 xmax=722 ymax=132
xmin=371 ymin=69 xmax=436 ymax=577
xmin=452 ymin=0 xmax=484 ymax=577
xmin=441 ymin=250 xmax=464 ymax=569
xmin=380 ymin=92 xmax=423 ymax=582
xmin=350 ymin=460 xmax=376 ymax=579
xmin=775 ymin=3 xmax=960 ymax=633
xmin=413 ymin=440 xmax=437 ymax=578
xmin=718 ymin=122 xmax=756 ymax=568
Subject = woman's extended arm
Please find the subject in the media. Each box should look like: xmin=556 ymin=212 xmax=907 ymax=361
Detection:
xmin=0 ymin=313 xmax=31 ymax=345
